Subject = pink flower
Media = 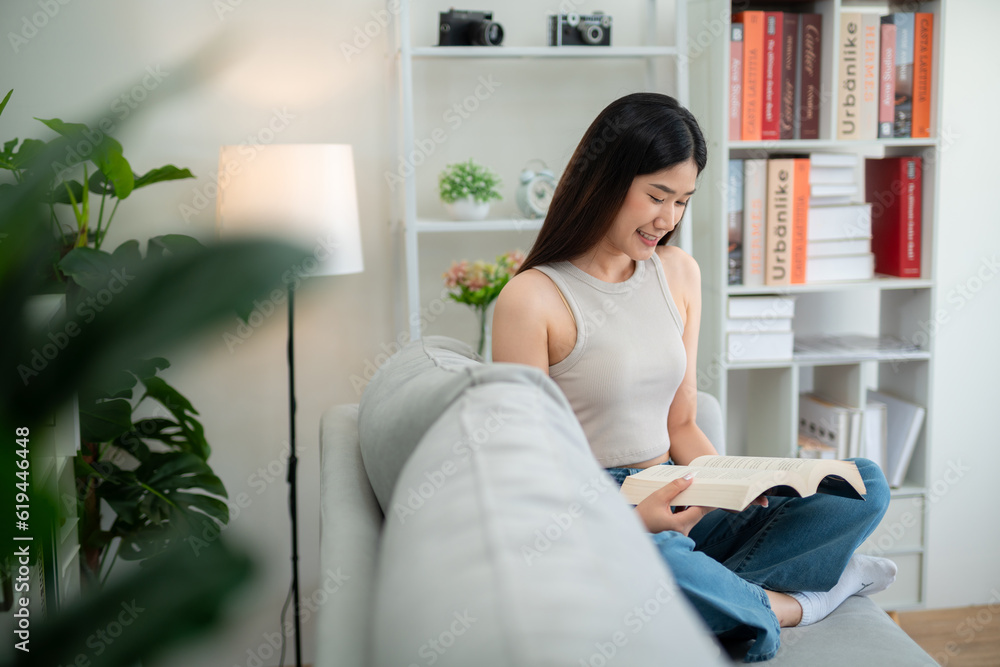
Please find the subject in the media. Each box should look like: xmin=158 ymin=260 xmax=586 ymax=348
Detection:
xmin=442 ymin=260 xmax=469 ymax=288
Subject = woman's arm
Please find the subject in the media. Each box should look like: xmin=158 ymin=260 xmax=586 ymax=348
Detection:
xmin=658 ymin=246 xmax=719 ymax=467
xmin=491 ymin=270 xmax=557 ymax=373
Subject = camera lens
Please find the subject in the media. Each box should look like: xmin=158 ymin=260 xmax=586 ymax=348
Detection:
xmin=471 ymin=20 xmax=504 ymax=46
xmin=581 ymin=24 xmax=604 ymax=44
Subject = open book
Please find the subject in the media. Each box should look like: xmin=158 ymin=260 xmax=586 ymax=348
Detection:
xmin=619 ymin=455 xmax=867 ymax=512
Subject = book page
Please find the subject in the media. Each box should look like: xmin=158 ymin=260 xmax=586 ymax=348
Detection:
xmin=629 ymin=465 xmax=784 ymax=483
xmin=691 ymin=455 xmax=826 ymax=473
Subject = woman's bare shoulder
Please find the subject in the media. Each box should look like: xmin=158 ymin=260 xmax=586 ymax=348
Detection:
xmin=497 ymin=268 xmax=565 ymax=315
xmin=656 ymin=245 xmax=701 ymax=286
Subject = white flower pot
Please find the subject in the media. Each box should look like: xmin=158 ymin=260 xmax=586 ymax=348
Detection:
xmin=445 ymin=196 xmax=490 ymax=221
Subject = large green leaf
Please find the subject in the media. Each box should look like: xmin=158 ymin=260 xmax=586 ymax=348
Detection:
xmin=58 ymin=246 xmax=118 ymax=293
xmin=79 ymin=397 xmax=133 ymax=443
xmin=11 ymin=137 xmax=48 ymax=171
xmin=129 ymin=356 xmax=169 ymax=380
xmin=35 ymin=117 xmax=135 ymax=198
xmin=147 ymin=233 xmax=204 ymax=258
xmin=140 ymin=376 xmax=208 ymax=459
xmin=134 ymin=164 xmax=195 ymax=189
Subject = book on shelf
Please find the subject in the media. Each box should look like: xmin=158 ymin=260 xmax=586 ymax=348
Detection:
xmin=861 ymin=13 xmax=881 ymax=141
xmin=799 ymin=393 xmax=862 ymax=460
xmin=728 ymin=159 xmax=744 ymax=285
xmin=765 ymin=158 xmax=794 ymax=285
xmin=862 ymin=399 xmax=888 ymax=471
xmin=798 ymin=433 xmax=838 ymax=460
xmin=728 ymin=331 xmax=794 ymax=362
xmin=837 ymin=13 xmax=862 ymax=140
xmin=866 ymin=390 xmax=925 ymax=488
xmin=793 ymin=333 xmax=922 ymax=361
xmin=811 ymin=182 xmax=859 ymax=201
xmin=808 ymin=203 xmax=872 ymax=241
xmin=878 ymin=21 xmax=897 ymax=138
xmin=882 ymin=13 xmax=915 ymax=138
xmin=809 ymin=165 xmax=855 ymax=185
xmin=619 ymin=456 xmax=867 ymax=512
xmin=762 ymin=12 xmax=784 ymax=141
xmin=810 ymin=152 xmax=859 ymax=169
xmin=780 ymin=12 xmax=797 ymax=140
xmin=734 ymin=11 xmax=763 ymax=141
xmin=807 ymin=238 xmax=871 ymax=257
xmin=726 ymin=317 xmax=791 ymax=333
xmin=730 ymin=22 xmax=743 ymax=141
xmin=727 ymin=295 xmax=796 ymax=319
xmin=796 ymin=13 xmax=822 ymax=140
xmin=912 ymin=13 xmax=933 ymax=138
xmin=790 ymin=158 xmax=810 ymax=284
xmin=865 ymin=156 xmax=922 ymax=278
xmin=742 ymin=159 xmax=766 ymax=287
xmin=805 ymin=253 xmax=874 ymax=282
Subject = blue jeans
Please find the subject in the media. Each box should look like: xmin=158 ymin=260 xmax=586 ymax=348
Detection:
xmin=605 ymin=458 xmax=890 ymax=662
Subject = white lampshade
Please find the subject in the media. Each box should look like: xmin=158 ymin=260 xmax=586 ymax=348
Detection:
xmin=216 ymin=144 xmax=363 ymax=276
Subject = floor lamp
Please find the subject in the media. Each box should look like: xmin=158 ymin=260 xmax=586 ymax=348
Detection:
xmin=216 ymin=144 xmax=363 ymax=667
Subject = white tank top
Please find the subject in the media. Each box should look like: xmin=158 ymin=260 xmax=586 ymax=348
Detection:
xmin=534 ymin=253 xmax=687 ymax=468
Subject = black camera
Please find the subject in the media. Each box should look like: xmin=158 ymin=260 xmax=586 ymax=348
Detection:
xmin=548 ymin=12 xmax=612 ymax=46
xmin=438 ymin=9 xmax=504 ymax=46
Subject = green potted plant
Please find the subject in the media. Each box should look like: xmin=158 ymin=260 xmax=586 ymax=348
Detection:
xmin=0 ymin=89 xmax=231 ymax=588
xmin=438 ymin=158 xmax=502 ymax=221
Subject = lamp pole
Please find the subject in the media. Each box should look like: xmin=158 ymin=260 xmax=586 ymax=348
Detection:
xmin=286 ymin=283 xmax=302 ymax=667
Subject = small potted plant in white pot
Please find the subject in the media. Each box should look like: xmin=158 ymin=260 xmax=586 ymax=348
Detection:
xmin=438 ymin=159 xmax=502 ymax=221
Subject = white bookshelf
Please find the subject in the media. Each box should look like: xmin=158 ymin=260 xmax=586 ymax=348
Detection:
xmin=391 ymin=0 xmax=692 ymax=341
xmin=687 ymin=0 xmax=944 ymax=610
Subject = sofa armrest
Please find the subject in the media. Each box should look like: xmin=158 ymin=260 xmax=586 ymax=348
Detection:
xmin=317 ymin=404 xmax=382 ymax=667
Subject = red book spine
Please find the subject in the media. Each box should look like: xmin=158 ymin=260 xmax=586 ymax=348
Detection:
xmin=780 ymin=13 xmax=797 ymax=140
xmin=762 ymin=12 xmax=783 ymax=141
xmin=878 ymin=23 xmax=896 ymax=138
xmin=912 ymin=13 xmax=933 ymax=138
xmin=791 ymin=158 xmax=810 ymax=283
xmin=730 ymin=23 xmax=744 ymax=141
xmin=734 ymin=11 xmax=764 ymax=142
xmin=865 ymin=157 xmax=922 ymax=278
xmin=798 ymin=14 xmax=822 ymax=140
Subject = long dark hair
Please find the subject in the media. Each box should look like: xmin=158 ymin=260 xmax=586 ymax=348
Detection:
xmin=518 ymin=92 xmax=707 ymax=275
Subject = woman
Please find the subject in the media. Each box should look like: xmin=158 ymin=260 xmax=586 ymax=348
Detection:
xmin=492 ymin=93 xmax=895 ymax=662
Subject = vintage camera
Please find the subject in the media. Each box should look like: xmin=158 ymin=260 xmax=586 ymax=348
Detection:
xmin=548 ymin=12 xmax=612 ymax=46
xmin=438 ymin=9 xmax=504 ymax=46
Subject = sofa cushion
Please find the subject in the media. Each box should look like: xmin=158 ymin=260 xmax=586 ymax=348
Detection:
xmin=358 ymin=336 xmax=482 ymax=511
xmin=371 ymin=375 xmax=727 ymax=667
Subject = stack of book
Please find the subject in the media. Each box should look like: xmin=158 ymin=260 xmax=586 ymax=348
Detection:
xmin=807 ymin=153 xmax=874 ymax=282
xmin=730 ymin=10 xmax=822 ymax=141
xmin=838 ymin=12 xmax=934 ymax=140
xmin=726 ymin=295 xmax=796 ymax=362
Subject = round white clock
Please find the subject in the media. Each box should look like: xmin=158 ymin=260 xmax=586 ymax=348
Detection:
xmin=515 ymin=161 xmax=557 ymax=219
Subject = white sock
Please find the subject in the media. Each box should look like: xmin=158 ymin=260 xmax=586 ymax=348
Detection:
xmin=789 ymin=555 xmax=897 ymax=626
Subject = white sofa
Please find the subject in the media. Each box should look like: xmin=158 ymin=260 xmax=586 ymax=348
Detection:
xmin=317 ymin=336 xmax=935 ymax=666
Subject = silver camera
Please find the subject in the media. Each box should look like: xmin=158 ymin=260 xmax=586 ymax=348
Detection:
xmin=548 ymin=12 xmax=612 ymax=47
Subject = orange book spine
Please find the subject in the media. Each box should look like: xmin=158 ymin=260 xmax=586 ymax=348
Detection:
xmin=912 ymin=13 xmax=933 ymax=138
xmin=735 ymin=12 xmax=764 ymax=142
xmin=790 ymin=158 xmax=810 ymax=284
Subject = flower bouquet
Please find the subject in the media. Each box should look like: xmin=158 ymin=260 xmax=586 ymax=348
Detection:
xmin=443 ymin=249 xmax=525 ymax=357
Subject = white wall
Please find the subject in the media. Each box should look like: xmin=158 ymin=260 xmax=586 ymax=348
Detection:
xmin=925 ymin=1 xmax=1000 ymax=609
xmin=1 ymin=0 xmax=997 ymax=665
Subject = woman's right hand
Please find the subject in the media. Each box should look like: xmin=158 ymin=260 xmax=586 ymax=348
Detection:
xmin=635 ymin=475 xmax=712 ymax=535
